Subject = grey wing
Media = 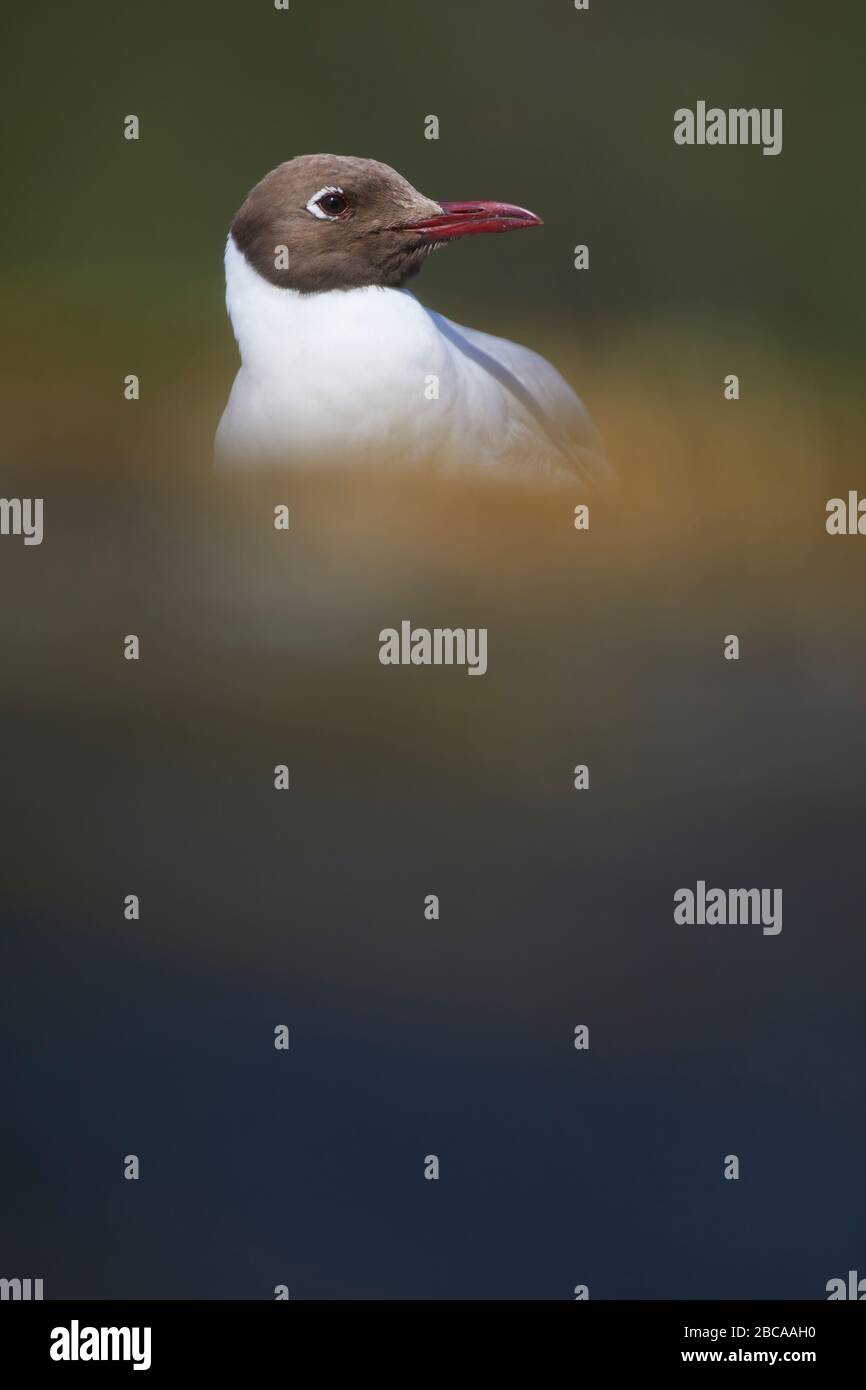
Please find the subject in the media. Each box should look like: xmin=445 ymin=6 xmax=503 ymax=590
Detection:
xmin=433 ymin=312 xmax=612 ymax=486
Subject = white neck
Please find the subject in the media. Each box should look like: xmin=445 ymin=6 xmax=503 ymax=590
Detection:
xmin=223 ymin=234 xmax=426 ymax=374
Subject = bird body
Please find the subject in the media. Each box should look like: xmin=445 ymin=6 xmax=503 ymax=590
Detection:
xmin=216 ymin=155 xmax=607 ymax=482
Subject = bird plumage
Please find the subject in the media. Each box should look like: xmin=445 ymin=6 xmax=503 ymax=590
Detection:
xmin=216 ymin=155 xmax=608 ymax=483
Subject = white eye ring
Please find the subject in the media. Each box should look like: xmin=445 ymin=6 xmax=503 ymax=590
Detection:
xmin=306 ymin=186 xmax=347 ymax=220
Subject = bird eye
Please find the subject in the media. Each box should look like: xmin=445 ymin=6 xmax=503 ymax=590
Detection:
xmin=316 ymin=191 xmax=349 ymax=217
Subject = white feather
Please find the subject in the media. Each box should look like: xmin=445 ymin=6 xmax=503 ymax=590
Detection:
xmin=216 ymin=235 xmax=609 ymax=483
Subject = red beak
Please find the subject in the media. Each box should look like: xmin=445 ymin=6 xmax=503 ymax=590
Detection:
xmin=405 ymin=200 xmax=543 ymax=242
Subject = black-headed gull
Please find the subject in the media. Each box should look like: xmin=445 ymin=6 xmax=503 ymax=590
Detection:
xmin=216 ymin=155 xmax=607 ymax=482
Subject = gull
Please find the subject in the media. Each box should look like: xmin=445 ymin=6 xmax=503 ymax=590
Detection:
xmin=215 ymin=154 xmax=607 ymax=482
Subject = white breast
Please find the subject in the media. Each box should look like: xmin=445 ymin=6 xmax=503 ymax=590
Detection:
xmin=215 ymin=235 xmax=608 ymax=482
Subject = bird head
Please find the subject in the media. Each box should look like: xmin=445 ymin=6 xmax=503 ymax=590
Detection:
xmin=230 ymin=153 xmax=542 ymax=294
